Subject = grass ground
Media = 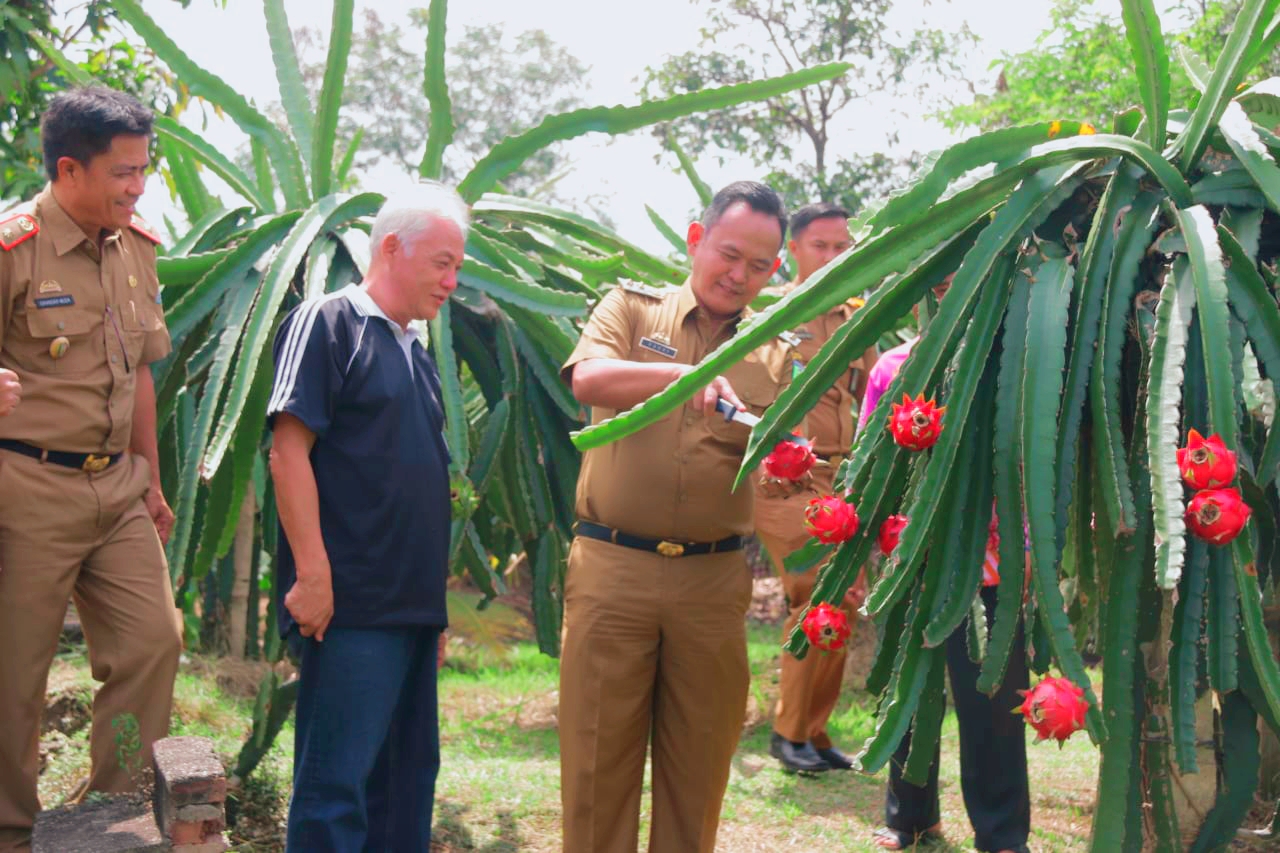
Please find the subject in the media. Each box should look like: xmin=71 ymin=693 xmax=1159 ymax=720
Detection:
xmin=426 ymin=624 xmax=1098 ymax=853
xmin=40 ymin=618 xmax=1106 ymax=852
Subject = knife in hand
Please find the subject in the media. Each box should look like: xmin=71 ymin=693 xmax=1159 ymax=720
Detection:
xmin=715 ymin=397 xmax=761 ymax=427
xmin=715 ymin=398 xmax=812 ymax=450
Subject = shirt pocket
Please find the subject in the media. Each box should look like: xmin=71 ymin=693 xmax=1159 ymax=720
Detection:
xmin=704 ymin=368 xmax=777 ymax=447
xmin=21 ymin=300 xmax=100 ymax=376
xmin=119 ymin=301 xmax=154 ymax=368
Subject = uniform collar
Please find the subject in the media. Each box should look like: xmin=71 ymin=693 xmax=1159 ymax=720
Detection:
xmin=677 ymin=278 xmax=748 ymax=328
xmin=35 ymin=185 xmax=120 ymax=257
xmin=343 ymin=284 xmax=422 ymax=344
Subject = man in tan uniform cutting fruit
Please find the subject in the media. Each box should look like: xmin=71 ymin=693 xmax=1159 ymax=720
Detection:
xmin=559 ymin=181 xmax=800 ymax=853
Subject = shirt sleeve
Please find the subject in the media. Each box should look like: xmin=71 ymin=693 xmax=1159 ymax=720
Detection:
xmin=139 ymin=262 xmax=172 ymax=365
xmin=560 ymin=288 xmax=636 ymax=384
xmin=267 ymin=300 xmax=345 ymax=436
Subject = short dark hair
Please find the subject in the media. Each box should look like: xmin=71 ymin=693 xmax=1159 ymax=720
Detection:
xmin=41 ymin=87 xmax=153 ymax=181
xmin=701 ymin=181 xmax=787 ymax=246
xmin=789 ymin=202 xmax=849 ymax=240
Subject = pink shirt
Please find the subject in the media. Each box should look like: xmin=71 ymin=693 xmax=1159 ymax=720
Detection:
xmin=857 ymin=338 xmax=915 ymax=434
xmin=856 ymin=338 xmax=1004 ymax=586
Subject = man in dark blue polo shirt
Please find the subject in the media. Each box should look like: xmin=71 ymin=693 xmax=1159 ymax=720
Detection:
xmin=267 ymin=181 xmax=465 ymax=852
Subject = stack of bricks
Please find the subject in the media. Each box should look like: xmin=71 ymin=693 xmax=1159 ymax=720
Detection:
xmin=151 ymin=737 xmax=229 ymax=853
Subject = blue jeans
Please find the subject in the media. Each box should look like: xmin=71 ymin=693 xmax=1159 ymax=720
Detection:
xmin=286 ymin=625 xmax=441 ymax=853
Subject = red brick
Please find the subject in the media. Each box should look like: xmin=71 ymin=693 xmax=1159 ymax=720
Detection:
xmin=167 ymin=776 xmax=227 ymax=805
xmin=171 ymin=841 xmax=229 ymax=853
xmin=175 ymin=804 xmax=224 ymax=822
xmin=165 ymin=818 xmax=224 ymax=845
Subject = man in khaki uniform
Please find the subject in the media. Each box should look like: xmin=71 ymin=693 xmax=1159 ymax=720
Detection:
xmin=754 ymin=203 xmax=877 ymax=774
xmin=559 ymin=182 xmax=797 ymax=853
xmin=0 ymin=87 xmax=180 ymax=851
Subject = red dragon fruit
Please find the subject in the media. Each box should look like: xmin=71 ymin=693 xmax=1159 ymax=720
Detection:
xmin=762 ymin=434 xmax=817 ymax=481
xmin=1176 ymin=429 xmax=1238 ymax=490
xmin=804 ymin=495 xmax=860 ymax=544
xmin=1185 ymin=487 xmax=1252 ymax=545
xmin=877 ymin=514 xmax=908 ymax=554
xmin=1017 ymin=676 xmax=1088 ymax=745
xmin=888 ymin=393 xmax=946 ymax=451
xmin=802 ymin=602 xmax=851 ymax=652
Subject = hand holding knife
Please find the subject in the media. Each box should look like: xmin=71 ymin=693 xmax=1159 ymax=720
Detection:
xmin=715 ymin=397 xmax=761 ymax=427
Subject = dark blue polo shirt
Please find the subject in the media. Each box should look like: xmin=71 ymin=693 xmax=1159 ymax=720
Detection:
xmin=267 ymin=284 xmax=451 ymax=635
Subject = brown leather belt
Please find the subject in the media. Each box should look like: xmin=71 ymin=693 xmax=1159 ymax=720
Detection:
xmin=0 ymin=439 xmax=121 ymax=473
xmin=574 ymin=520 xmax=743 ymax=558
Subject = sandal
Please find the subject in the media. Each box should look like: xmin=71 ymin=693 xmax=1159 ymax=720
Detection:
xmin=872 ymin=826 xmax=944 ymax=850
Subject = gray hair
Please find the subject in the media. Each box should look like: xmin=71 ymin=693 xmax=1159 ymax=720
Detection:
xmin=370 ymin=181 xmax=470 ymax=255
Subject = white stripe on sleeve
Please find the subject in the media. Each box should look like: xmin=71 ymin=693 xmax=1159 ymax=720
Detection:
xmin=267 ymin=297 xmax=328 ymax=414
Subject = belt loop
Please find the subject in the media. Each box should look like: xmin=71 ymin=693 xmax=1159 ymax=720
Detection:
xmin=39 ymin=449 xmax=48 ymax=465
xmin=610 ymin=527 xmax=618 ymax=544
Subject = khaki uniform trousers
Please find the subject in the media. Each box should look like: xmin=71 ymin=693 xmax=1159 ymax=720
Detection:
xmin=0 ymin=450 xmax=181 ymax=851
xmin=559 ymin=535 xmax=752 ymax=853
xmin=754 ymin=466 xmax=855 ymax=748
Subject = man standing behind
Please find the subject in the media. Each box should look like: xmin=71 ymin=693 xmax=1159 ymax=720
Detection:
xmin=754 ymin=203 xmax=876 ymax=774
xmin=864 ymin=280 xmax=1031 ymax=853
xmin=0 ymin=86 xmax=181 ymax=852
xmin=559 ymin=182 xmax=797 ymax=853
xmin=267 ymin=183 xmax=464 ymax=851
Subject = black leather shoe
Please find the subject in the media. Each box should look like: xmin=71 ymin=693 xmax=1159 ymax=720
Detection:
xmin=769 ymin=731 xmax=831 ymax=773
xmin=815 ymin=744 xmax=854 ymax=770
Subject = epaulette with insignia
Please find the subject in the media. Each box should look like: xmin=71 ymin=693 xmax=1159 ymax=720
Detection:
xmin=777 ymin=330 xmax=803 ymax=348
xmin=128 ymin=216 xmax=162 ymax=245
xmin=0 ymin=211 xmax=38 ymax=252
xmin=619 ymin=280 xmax=667 ymax=300
xmin=846 ymin=296 xmax=866 ymax=310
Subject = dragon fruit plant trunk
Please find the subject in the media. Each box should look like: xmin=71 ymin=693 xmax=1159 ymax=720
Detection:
xmin=574 ymin=0 xmax=1280 ymax=845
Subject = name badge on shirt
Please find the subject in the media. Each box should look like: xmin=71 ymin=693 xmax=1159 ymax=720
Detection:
xmin=34 ymin=295 xmax=74 ymax=309
xmin=639 ymin=336 xmax=678 ymax=359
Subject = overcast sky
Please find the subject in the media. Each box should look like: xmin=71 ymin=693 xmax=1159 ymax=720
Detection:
xmin=132 ymin=0 xmax=1127 ymax=253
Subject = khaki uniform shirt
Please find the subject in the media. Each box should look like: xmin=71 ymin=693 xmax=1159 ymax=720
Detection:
xmin=563 ymin=281 xmax=796 ymax=542
xmin=0 ymin=187 xmax=171 ymax=454
xmin=763 ymin=282 xmax=877 ymax=460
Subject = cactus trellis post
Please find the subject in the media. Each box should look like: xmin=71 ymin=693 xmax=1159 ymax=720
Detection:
xmin=577 ymin=0 xmax=1280 ymax=844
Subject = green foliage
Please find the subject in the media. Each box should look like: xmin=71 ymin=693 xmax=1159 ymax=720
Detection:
xmin=640 ymin=0 xmax=973 ymax=211
xmin=0 ymin=0 xmax=188 ymax=200
xmin=940 ymin=0 xmax=1280 ymax=133
xmin=585 ymin=1 xmax=1280 ymax=844
xmin=293 ymin=10 xmax=589 ymax=198
xmin=110 ymin=712 xmax=143 ymax=780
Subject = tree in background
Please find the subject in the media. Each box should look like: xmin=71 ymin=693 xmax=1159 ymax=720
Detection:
xmin=294 ymin=10 xmax=589 ymax=199
xmin=0 ymin=0 xmax=190 ymax=201
xmin=940 ymin=0 xmax=1280 ymax=131
xmin=640 ymin=0 xmax=973 ymax=213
